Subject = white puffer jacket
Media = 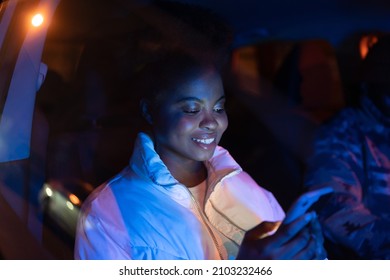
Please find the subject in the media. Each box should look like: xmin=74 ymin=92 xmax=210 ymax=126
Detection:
xmin=74 ymin=132 xmax=285 ymax=260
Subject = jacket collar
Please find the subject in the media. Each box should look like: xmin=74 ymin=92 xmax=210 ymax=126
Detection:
xmin=129 ymin=132 xmax=178 ymax=188
xmin=129 ymin=132 xmax=242 ymax=189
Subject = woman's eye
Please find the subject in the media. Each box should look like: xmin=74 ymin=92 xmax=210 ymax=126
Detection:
xmin=183 ymin=108 xmax=200 ymax=114
xmin=214 ymin=107 xmax=225 ymax=113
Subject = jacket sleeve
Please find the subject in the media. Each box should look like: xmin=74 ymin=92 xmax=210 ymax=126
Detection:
xmin=304 ymin=120 xmax=390 ymax=259
xmin=74 ymin=200 xmax=189 ymax=260
xmin=74 ymin=209 xmax=132 ymax=260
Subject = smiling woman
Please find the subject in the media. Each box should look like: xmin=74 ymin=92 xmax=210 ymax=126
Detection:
xmin=4 ymin=0 xmax=389 ymax=261
xmin=73 ymin=44 xmax=329 ymax=260
xmin=138 ymin=52 xmax=228 ymax=186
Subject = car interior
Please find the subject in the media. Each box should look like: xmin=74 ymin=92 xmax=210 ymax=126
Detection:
xmin=1 ymin=0 xmax=390 ymax=260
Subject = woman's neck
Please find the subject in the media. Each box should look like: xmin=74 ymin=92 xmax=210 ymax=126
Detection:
xmin=162 ymin=156 xmax=207 ymax=187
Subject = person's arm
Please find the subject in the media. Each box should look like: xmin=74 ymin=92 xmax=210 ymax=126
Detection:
xmin=304 ymin=121 xmax=390 ymax=259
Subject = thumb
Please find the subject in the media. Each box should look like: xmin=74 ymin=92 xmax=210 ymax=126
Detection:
xmin=245 ymin=221 xmax=282 ymax=240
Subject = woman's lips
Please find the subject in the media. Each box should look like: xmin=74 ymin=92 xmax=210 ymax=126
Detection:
xmin=191 ymin=136 xmax=217 ymax=150
xmin=191 ymin=137 xmax=215 ymax=144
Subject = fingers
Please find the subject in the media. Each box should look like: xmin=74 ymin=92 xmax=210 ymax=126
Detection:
xmin=292 ymin=235 xmax=317 ymax=260
xmin=275 ymin=211 xmax=316 ymax=246
xmin=290 ymin=214 xmax=327 ymax=260
xmin=310 ymin=216 xmax=327 ymax=259
xmin=237 ymin=222 xmax=281 ymax=260
xmin=314 ymin=244 xmax=328 ymax=260
xmin=239 ymin=212 xmax=326 ymax=260
xmin=310 ymin=214 xmax=324 ymax=246
xmin=238 ymin=219 xmax=305 ymax=260
xmin=267 ymin=212 xmax=321 ymax=259
xmin=277 ymin=226 xmax=313 ymax=259
xmin=292 ymin=231 xmax=327 ymax=260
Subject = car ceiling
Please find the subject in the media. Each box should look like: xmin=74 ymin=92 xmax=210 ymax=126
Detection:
xmin=177 ymin=0 xmax=390 ymax=47
xmin=48 ymin=0 xmax=390 ymax=48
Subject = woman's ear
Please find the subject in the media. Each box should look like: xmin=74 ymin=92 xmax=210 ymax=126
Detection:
xmin=140 ymin=99 xmax=153 ymax=125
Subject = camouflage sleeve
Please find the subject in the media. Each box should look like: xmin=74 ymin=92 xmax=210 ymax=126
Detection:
xmin=304 ymin=114 xmax=390 ymax=259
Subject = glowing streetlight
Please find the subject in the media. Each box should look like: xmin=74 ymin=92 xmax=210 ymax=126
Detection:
xmin=69 ymin=193 xmax=81 ymax=206
xmin=44 ymin=184 xmax=53 ymax=197
xmin=66 ymin=201 xmax=74 ymax=210
xmin=31 ymin=13 xmax=44 ymax=27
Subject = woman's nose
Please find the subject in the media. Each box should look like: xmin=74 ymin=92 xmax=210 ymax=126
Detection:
xmin=200 ymin=112 xmax=218 ymax=130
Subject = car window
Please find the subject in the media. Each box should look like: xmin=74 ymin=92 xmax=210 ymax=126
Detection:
xmin=1 ymin=0 xmax=390 ymax=261
xmin=0 ymin=0 xmax=63 ymax=261
xmin=0 ymin=0 xmax=58 ymax=162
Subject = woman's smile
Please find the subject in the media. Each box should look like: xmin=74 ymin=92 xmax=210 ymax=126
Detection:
xmin=191 ymin=135 xmax=217 ymax=149
xmin=152 ymin=68 xmax=228 ymax=165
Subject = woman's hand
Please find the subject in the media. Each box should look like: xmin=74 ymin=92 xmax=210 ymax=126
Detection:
xmin=236 ymin=212 xmax=325 ymax=259
xmin=236 ymin=188 xmax=331 ymax=260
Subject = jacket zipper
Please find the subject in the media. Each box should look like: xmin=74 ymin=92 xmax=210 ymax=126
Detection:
xmin=209 ymin=200 xmax=246 ymax=232
xmin=208 ymin=199 xmax=245 ymax=247
xmin=185 ymin=187 xmax=225 ymax=260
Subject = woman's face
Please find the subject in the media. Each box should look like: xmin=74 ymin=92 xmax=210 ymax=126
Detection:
xmin=151 ymin=69 xmax=228 ymax=165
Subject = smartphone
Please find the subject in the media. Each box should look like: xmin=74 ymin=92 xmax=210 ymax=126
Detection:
xmin=284 ymin=187 xmax=333 ymax=224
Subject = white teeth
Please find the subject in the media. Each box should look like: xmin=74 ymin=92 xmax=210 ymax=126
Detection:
xmin=192 ymin=138 xmax=215 ymax=144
